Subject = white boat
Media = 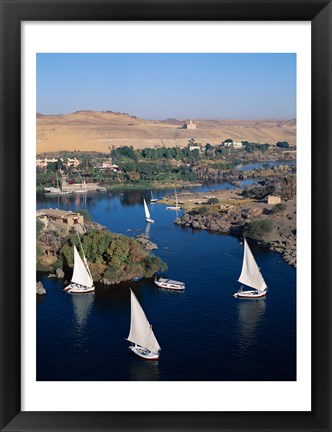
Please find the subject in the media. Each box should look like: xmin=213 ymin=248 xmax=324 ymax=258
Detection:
xmin=64 ymin=242 xmax=95 ymax=294
xmin=150 ymin=191 xmax=158 ymax=203
xmin=96 ymin=186 xmax=107 ymax=192
xmin=233 ymin=237 xmax=267 ymax=299
xmin=47 ymin=186 xmax=61 ymax=194
xmin=126 ymin=288 xmax=161 ymax=360
xmin=143 ymin=198 xmax=154 ymax=223
xmin=166 ymin=187 xmax=181 ymax=211
xmin=154 ymin=276 xmax=185 ymax=291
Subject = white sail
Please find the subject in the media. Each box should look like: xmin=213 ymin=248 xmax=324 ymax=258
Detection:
xmin=238 ymin=238 xmax=267 ymax=292
xmin=143 ymin=198 xmax=151 ymax=219
xmin=127 ymin=289 xmax=160 ymax=353
xmin=71 ymin=244 xmax=94 ymax=288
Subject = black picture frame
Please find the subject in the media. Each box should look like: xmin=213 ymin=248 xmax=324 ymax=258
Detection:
xmin=1 ymin=1 xmax=331 ymax=431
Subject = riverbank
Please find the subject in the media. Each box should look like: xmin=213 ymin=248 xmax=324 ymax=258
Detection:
xmin=172 ymin=186 xmax=296 ymax=267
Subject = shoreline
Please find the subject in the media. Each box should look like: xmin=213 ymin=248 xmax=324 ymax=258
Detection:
xmin=171 ymin=185 xmax=296 ymax=267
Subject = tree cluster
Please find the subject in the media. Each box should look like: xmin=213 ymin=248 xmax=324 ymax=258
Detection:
xmin=60 ymin=230 xmax=167 ymax=283
xmin=244 ymin=219 xmax=273 ymax=240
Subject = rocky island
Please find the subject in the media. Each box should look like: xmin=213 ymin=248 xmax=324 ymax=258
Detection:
xmin=36 ymin=209 xmax=167 ymax=285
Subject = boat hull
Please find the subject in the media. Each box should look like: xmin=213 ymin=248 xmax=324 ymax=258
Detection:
xmin=64 ymin=283 xmax=95 ymax=294
xmin=132 ymin=276 xmax=143 ymax=282
xmin=166 ymin=206 xmax=181 ymax=211
xmin=154 ymin=278 xmax=185 ymax=291
xmin=129 ymin=345 xmax=159 ymax=360
xmin=233 ymin=290 xmax=266 ymax=299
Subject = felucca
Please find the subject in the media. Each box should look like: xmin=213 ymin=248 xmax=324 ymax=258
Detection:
xmin=233 ymin=237 xmax=267 ymax=299
xmin=126 ymin=288 xmax=161 ymax=360
xmin=64 ymin=242 xmax=95 ymax=294
xmin=143 ymin=198 xmax=154 ymax=223
xmin=166 ymin=187 xmax=181 ymax=211
xmin=150 ymin=190 xmax=158 ymax=203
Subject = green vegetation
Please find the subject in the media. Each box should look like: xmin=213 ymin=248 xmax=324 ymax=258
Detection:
xmin=270 ymin=203 xmax=286 ymax=214
xmin=190 ymin=206 xmax=210 ymax=216
xmin=60 ymin=229 xmax=167 ymax=283
xmin=36 ymin=172 xmax=59 ymax=191
xmin=242 ymin=183 xmax=275 ymax=200
xmin=276 ymin=141 xmax=289 ymax=148
xmin=76 ymin=208 xmax=92 ymax=221
xmin=120 ymin=161 xmax=197 ymax=183
xmin=242 ymin=142 xmax=270 ymax=153
xmin=37 ymin=141 xmax=294 ymax=190
xmin=111 ymin=145 xmax=200 ymax=163
xmin=207 ymin=197 xmax=220 ymax=204
xmin=36 ymin=220 xmax=44 ymax=257
xmin=244 ymin=219 xmax=273 ymax=240
xmin=36 ymin=219 xmax=44 ymax=237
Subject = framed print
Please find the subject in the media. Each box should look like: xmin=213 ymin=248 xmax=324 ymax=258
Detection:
xmin=1 ymin=0 xmax=331 ymax=431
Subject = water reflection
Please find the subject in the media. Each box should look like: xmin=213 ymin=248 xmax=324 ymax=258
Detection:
xmin=71 ymin=293 xmax=95 ymax=330
xmin=37 ymin=191 xmax=97 ymax=212
xmin=237 ymin=298 xmax=266 ymax=351
xmin=120 ymin=190 xmax=146 ymax=206
xmin=144 ymin=222 xmax=151 ymax=239
xmin=130 ymin=358 xmax=160 ymax=381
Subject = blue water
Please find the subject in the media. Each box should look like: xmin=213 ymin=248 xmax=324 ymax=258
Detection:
xmin=36 ymin=187 xmax=296 ymax=381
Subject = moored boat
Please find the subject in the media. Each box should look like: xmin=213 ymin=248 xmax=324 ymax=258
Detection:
xmin=154 ymin=276 xmax=185 ymax=290
xmin=132 ymin=276 xmax=143 ymax=282
xmin=150 ymin=190 xmax=158 ymax=203
xmin=166 ymin=187 xmax=181 ymax=211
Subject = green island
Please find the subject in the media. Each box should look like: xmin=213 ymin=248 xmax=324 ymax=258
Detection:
xmin=36 ymin=212 xmax=167 ymax=284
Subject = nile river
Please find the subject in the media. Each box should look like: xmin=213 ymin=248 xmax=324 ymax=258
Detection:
xmin=36 ymin=181 xmax=296 ymax=381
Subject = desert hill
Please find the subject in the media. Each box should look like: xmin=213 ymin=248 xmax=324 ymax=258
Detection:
xmin=37 ymin=110 xmax=296 ymax=154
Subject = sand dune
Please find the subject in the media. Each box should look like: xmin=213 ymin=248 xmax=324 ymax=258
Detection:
xmin=37 ymin=110 xmax=296 ymax=154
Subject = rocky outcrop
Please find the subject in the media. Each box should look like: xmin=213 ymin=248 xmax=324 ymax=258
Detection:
xmin=56 ymin=268 xmax=65 ymax=279
xmin=36 ymin=281 xmax=46 ymax=295
xmin=175 ymin=210 xmax=243 ymax=234
xmin=176 ymin=205 xmax=296 ymax=267
xmin=135 ymin=234 xmax=158 ymax=250
xmin=269 ymin=239 xmax=296 ymax=267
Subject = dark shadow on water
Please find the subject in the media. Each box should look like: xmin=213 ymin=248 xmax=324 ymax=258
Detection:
xmin=237 ymin=297 xmax=266 ymax=351
xmin=129 ymin=357 xmax=160 ymax=381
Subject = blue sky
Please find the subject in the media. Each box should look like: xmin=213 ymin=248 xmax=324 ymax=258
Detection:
xmin=37 ymin=53 xmax=296 ymax=120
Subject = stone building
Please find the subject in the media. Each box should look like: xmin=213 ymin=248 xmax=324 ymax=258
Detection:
xmin=36 ymin=209 xmax=84 ymax=229
xmin=182 ymin=120 xmax=196 ymax=129
xmin=267 ymin=195 xmax=282 ymax=205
